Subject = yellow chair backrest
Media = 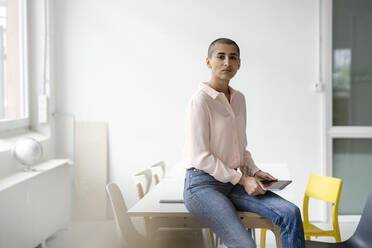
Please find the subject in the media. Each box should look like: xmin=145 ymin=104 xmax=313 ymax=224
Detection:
xmin=305 ymin=174 xmax=343 ymax=204
xmin=302 ymin=174 xmax=343 ymax=242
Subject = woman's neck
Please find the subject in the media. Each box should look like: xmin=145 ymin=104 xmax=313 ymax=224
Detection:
xmin=208 ymin=77 xmax=230 ymax=95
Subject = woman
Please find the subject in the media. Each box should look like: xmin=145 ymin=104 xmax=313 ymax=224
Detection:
xmin=182 ymin=38 xmax=305 ymax=248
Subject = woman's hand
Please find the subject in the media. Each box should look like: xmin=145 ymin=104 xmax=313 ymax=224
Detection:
xmin=254 ymin=170 xmax=277 ymax=182
xmin=238 ymin=174 xmax=267 ymax=196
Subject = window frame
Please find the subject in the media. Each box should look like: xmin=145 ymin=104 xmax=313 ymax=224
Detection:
xmin=0 ymin=0 xmax=30 ymax=133
xmin=322 ymin=0 xmax=372 ymax=222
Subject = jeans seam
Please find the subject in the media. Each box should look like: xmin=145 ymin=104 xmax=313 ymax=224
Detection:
xmin=229 ymin=194 xmax=283 ymax=221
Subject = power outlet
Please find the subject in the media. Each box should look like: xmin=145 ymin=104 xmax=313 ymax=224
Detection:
xmin=38 ymin=95 xmax=49 ymax=124
xmin=313 ymin=81 xmax=324 ymax=93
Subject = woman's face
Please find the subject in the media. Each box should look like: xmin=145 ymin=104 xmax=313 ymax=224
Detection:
xmin=206 ymin=43 xmax=241 ymax=81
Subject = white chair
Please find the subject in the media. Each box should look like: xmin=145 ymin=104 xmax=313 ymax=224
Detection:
xmin=150 ymin=161 xmax=166 ymax=185
xmin=133 ymin=168 xmax=153 ymax=237
xmin=133 ymin=168 xmax=153 ymax=199
xmin=105 ymin=183 xmax=147 ymax=247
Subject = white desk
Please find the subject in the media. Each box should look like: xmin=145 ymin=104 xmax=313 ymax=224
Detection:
xmin=127 ymin=177 xmax=210 ymax=245
xmin=127 ymin=169 xmax=283 ymax=247
xmin=128 ymin=178 xmax=190 ymax=217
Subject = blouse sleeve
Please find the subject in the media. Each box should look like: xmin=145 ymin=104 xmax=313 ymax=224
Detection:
xmin=240 ymin=150 xmax=260 ymax=177
xmin=239 ymin=95 xmax=260 ymax=177
xmin=187 ymin=97 xmax=242 ymax=185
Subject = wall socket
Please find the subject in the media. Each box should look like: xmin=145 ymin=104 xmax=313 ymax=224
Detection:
xmin=313 ymin=81 xmax=324 ymax=93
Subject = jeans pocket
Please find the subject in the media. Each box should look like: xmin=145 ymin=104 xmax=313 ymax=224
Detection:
xmin=188 ymin=169 xmax=220 ymax=189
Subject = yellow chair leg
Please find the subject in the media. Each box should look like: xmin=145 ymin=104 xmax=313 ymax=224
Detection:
xmin=260 ymin=228 xmax=267 ymax=248
xmin=334 ymin=231 xmax=341 ymax=242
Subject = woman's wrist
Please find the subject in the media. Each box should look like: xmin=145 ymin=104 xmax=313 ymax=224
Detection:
xmin=253 ymin=170 xmax=262 ymax=177
xmin=239 ymin=174 xmax=254 ymax=185
xmin=238 ymin=174 xmax=245 ymax=185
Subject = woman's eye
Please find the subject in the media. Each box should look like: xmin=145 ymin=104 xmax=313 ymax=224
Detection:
xmin=230 ymin=56 xmax=237 ymax=60
xmin=217 ymin=55 xmax=225 ymax=59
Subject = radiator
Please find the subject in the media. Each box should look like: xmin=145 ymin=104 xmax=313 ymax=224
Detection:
xmin=0 ymin=159 xmax=72 ymax=248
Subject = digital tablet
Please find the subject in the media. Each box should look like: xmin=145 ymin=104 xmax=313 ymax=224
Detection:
xmin=159 ymin=199 xmax=184 ymax=204
xmin=261 ymin=180 xmax=292 ymax=191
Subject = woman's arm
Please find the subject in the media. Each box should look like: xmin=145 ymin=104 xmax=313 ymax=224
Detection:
xmin=187 ymin=97 xmax=242 ymax=185
xmin=240 ymin=150 xmax=260 ymax=177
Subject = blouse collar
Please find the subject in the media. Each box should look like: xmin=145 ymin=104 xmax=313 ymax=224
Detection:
xmin=199 ymin=82 xmax=236 ymax=99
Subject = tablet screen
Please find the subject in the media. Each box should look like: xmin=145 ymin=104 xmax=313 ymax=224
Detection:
xmin=262 ymin=180 xmax=292 ymax=191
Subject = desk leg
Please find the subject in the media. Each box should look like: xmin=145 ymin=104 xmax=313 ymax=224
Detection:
xmin=206 ymin=228 xmax=215 ymax=248
xmin=272 ymin=225 xmax=282 ymax=248
xmin=144 ymin=217 xmax=150 ymax=238
xmin=148 ymin=219 xmax=157 ymax=242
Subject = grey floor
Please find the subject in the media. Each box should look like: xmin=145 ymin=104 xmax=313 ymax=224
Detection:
xmin=45 ymin=220 xmax=358 ymax=248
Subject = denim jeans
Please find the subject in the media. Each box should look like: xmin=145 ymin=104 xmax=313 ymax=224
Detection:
xmin=183 ymin=168 xmax=305 ymax=248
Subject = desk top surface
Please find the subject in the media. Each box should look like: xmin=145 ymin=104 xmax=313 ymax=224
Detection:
xmin=127 ymin=163 xmax=294 ymax=217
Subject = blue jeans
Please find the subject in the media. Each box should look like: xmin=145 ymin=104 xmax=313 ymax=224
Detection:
xmin=183 ymin=168 xmax=305 ymax=248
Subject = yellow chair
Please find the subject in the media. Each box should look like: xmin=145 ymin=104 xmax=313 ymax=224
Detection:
xmin=303 ymin=174 xmax=343 ymax=242
xmin=260 ymin=174 xmax=343 ymax=247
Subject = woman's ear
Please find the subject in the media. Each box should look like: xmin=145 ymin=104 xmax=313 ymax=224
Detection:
xmin=206 ymin=57 xmax=212 ymax=69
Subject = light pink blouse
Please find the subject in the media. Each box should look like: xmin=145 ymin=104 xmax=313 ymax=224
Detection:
xmin=182 ymin=82 xmax=260 ymax=185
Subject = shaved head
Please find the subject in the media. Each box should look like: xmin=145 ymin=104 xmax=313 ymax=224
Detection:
xmin=207 ymin=38 xmax=240 ymax=58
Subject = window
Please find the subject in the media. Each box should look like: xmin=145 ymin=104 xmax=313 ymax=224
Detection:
xmin=0 ymin=0 xmax=28 ymax=131
xmin=332 ymin=2 xmax=372 ymax=126
xmin=324 ymin=0 xmax=372 ymax=216
xmin=333 ymin=139 xmax=372 ymax=214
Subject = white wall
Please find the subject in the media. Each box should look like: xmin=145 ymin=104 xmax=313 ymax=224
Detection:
xmin=53 ymin=0 xmax=324 ymax=219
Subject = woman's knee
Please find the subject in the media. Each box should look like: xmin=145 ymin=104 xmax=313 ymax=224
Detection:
xmin=282 ymin=203 xmax=302 ymax=222
xmin=290 ymin=204 xmax=301 ymax=217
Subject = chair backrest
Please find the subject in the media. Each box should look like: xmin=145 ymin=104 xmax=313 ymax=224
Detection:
xmin=151 ymin=161 xmax=166 ymax=185
xmin=133 ymin=169 xmax=153 ymax=199
xmin=305 ymin=174 xmax=343 ymax=203
xmin=351 ymin=191 xmax=372 ymax=244
xmin=106 ymin=183 xmax=142 ymax=247
xmin=303 ymin=174 xmax=343 ymax=225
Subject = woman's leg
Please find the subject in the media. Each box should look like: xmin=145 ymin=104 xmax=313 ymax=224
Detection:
xmin=229 ymin=185 xmax=305 ymax=248
xmin=184 ymin=169 xmax=256 ymax=248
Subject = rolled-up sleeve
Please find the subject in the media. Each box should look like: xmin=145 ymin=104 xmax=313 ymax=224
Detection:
xmin=188 ymin=97 xmax=242 ymax=185
xmin=240 ymin=150 xmax=260 ymax=177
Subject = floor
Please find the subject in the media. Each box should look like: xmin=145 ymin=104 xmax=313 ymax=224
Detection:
xmin=44 ymin=220 xmax=358 ymax=248
xmin=257 ymin=221 xmax=358 ymax=248
xmin=44 ymin=220 xmax=122 ymax=248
